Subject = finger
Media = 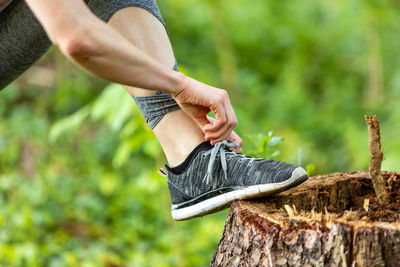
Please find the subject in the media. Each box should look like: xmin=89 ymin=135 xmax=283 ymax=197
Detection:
xmin=203 ymin=112 xmax=226 ymax=133
xmin=220 ymin=95 xmax=237 ymax=139
xmin=229 ymin=131 xmax=243 ymax=148
xmin=207 ymin=126 xmax=232 ymax=144
xmin=203 ymin=107 xmax=227 ymax=136
xmin=208 ymin=129 xmax=230 ymax=144
xmin=222 ymin=100 xmax=238 ymax=140
xmin=228 ymin=145 xmax=242 ymax=153
xmin=206 ymin=102 xmax=235 ymax=142
xmin=196 ymin=115 xmax=212 ymax=130
xmin=205 ymin=90 xmax=238 ymax=143
xmin=204 ymin=92 xmax=228 ymax=133
xmin=206 ymin=119 xmax=231 ymax=142
xmin=185 ymin=106 xmax=211 ymax=136
xmin=229 ymin=143 xmax=242 ymax=153
xmin=225 ymin=96 xmax=238 ymax=131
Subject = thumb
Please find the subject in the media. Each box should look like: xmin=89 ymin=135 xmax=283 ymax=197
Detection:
xmin=196 ymin=115 xmax=211 ymax=131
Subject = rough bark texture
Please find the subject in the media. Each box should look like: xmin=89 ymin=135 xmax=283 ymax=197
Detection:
xmin=365 ymin=115 xmax=390 ymax=204
xmin=211 ymin=172 xmax=400 ymax=267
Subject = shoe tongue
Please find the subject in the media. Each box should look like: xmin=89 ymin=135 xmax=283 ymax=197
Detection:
xmin=166 ymin=141 xmax=212 ymax=175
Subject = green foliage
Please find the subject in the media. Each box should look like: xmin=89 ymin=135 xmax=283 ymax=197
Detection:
xmin=49 ymin=83 xmax=155 ymax=169
xmin=244 ymin=132 xmax=283 ymax=159
xmin=0 ymin=80 xmax=226 ymax=266
xmin=306 ymin=164 xmax=317 ymax=176
xmin=2 ymin=0 xmax=400 ymax=265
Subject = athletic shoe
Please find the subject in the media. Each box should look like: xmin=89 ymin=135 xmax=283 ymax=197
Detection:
xmin=158 ymin=140 xmax=308 ymax=221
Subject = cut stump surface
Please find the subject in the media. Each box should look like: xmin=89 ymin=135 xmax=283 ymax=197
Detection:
xmin=210 ymin=171 xmax=400 ymax=267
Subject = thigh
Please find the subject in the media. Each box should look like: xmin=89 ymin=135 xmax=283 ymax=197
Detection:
xmin=96 ymin=0 xmax=176 ymax=96
xmin=86 ymin=0 xmax=166 ymax=28
xmin=87 ymin=0 xmax=173 ymax=61
xmin=0 ymin=0 xmax=52 ymax=90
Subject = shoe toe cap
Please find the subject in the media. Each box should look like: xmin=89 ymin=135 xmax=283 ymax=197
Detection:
xmin=290 ymin=166 xmax=307 ymax=180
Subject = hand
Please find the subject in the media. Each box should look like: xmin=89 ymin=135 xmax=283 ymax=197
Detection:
xmin=207 ymin=116 xmax=243 ymax=153
xmin=172 ymin=75 xmax=238 ymax=145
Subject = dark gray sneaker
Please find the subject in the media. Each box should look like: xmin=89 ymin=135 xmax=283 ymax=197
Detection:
xmin=159 ymin=140 xmax=308 ymax=221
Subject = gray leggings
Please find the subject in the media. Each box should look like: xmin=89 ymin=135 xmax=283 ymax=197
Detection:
xmin=0 ymin=0 xmax=180 ymax=129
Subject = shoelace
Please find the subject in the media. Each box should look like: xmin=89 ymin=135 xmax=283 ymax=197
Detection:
xmin=204 ymin=140 xmax=244 ymax=186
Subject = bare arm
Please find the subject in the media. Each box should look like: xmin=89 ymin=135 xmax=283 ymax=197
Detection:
xmin=25 ymin=0 xmax=238 ymax=144
xmin=25 ymin=0 xmax=184 ymax=94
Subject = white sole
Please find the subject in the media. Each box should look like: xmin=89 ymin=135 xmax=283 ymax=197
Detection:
xmin=171 ymin=167 xmax=308 ymax=221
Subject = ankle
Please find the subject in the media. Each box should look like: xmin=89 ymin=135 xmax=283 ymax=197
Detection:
xmin=165 ymin=138 xmax=204 ymax=167
xmin=168 ymin=141 xmax=212 ymax=173
xmin=152 ymin=110 xmax=205 ymax=167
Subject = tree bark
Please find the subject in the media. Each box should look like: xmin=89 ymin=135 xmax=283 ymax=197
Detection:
xmin=211 ymin=172 xmax=400 ymax=267
xmin=365 ymin=115 xmax=390 ymax=205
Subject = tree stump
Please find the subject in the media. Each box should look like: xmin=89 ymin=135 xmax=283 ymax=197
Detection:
xmin=210 ymin=171 xmax=400 ymax=267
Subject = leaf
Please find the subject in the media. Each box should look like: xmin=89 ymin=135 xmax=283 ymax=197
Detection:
xmin=91 ymin=83 xmax=135 ymax=131
xmin=99 ymin=173 xmax=120 ymax=196
xmin=49 ymin=106 xmax=90 ymax=142
xmin=306 ymin=164 xmax=316 ymax=176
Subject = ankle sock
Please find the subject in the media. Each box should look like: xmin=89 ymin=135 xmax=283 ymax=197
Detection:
xmin=168 ymin=141 xmax=213 ymax=175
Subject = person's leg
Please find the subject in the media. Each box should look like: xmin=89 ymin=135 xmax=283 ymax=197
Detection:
xmin=88 ymin=1 xmax=309 ymax=221
xmin=105 ymin=6 xmax=205 ymax=167
xmin=0 ymin=0 xmax=52 ymax=89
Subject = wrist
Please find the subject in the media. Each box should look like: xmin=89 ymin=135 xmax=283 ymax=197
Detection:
xmin=166 ymin=71 xmax=190 ymax=97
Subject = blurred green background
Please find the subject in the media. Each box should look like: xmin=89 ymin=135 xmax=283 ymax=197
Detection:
xmin=1 ymin=0 xmax=400 ymax=266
